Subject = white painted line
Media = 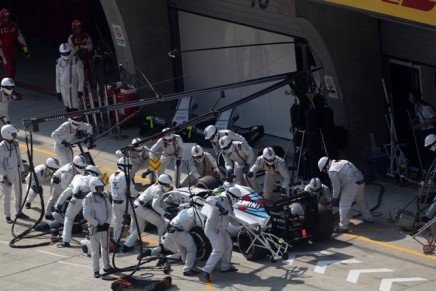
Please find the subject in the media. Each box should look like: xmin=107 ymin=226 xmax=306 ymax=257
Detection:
xmin=284 ymin=250 xmax=333 ymax=265
xmin=58 ymin=261 xmax=91 ymax=269
xmin=36 ymin=249 xmax=68 ymax=258
xmin=347 ymin=268 xmax=393 ymax=283
xmin=379 ymin=277 xmax=426 ymax=291
xmin=314 ymin=259 xmax=361 ymax=274
xmin=0 ymin=240 xmax=10 ymax=244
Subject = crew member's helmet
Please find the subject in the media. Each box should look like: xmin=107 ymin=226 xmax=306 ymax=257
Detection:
xmin=59 ymin=43 xmax=72 ymax=60
xmin=191 ymin=145 xmax=205 ymax=162
xmin=1 ymin=124 xmax=18 ymax=140
xmin=1 ymin=78 xmax=15 ymax=95
xmin=89 ymin=176 xmax=106 ymax=193
xmin=219 ymin=136 xmax=232 ymax=151
xmin=158 ymin=174 xmax=173 ymax=192
xmin=262 ymin=147 xmax=276 ymax=165
xmin=204 ymin=125 xmax=217 ymax=140
xmin=162 ymin=128 xmax=174 ymax=143
xmin=318 ymin=157 xmax=331 ymax=172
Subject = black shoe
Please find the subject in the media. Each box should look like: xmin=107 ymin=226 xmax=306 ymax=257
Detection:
xmin=202 ymin=271 xmax=212 ymax=283
xmin=45 ymin=214 xmax=54 ymax=220
xmin=137 ymin=249 xmax=152 ymax=260
xmin=16 ymin=212 xmax=29 ymax=219
xmin=183 ymin=270 xmax=199 ymax=276
xmin=156 ymin=258 xmax=166 ymax=267
xmin=58 ymin=241 xmax=71 ymax=247
xmin=94 ymin=272 xmax=101 ymax=278
xmin=122 ymin=245 xmax=134 ymax=253
xmin=221 ymin=266 xmax=238 ymax=273
xmin=103 ymin=267 xmax=116 ymax=274
xmin=25 ymin=202 xmax=31 ymax=209
xmin=334 ymin=227 xmax=349 ymax=233
xmin=6 ymin=217 xmax=13 ymax=224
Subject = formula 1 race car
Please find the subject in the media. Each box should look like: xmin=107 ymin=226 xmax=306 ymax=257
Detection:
xmin=163 ymin=176 xmax=334 ymax=262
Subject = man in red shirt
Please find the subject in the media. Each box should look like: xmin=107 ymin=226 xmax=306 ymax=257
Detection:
xmin=68 ymin=20 xmax=93 ymax=83
xmin=0 ymin=8 xmax=29 ymax=100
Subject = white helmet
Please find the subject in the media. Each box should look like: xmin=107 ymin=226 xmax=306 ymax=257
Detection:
xmin=73 ymin=154 xmax=87 ymax=170
xmin=131 ymin=138 xmax=143 ymax=151
xmin=68 ymin=117 xmax=82 ymax=129
xmin=425 ymin=134 xmax=436 ymax=151
xmin=262 ymin=147 xmax=276 ymax=165
xmin=308 ymin=177 xmax=322 ymax=194
xmin=191 ymin=145 xmax=204 ymax=161
xmin=84 ymin=165 xmax=101 ymax=177
xmin=219 ymin=136 xmax=232 ymax=151
xmin=162 ymin=128 xmax=174 ymax=143
xmin=1 ymin=124 xmax=19 ymax=140
xmin=1 ymin=77 xmax=15 ymax=95
xmin=89 ymin=176 xmax=106 ymax=192
xmin=59 ymin=43 xmax=72 ymax=60
xmin=318 ymin=157 xmax=330 ymax=172
xmin=45 ymin=157 xmax=60 ymax=170
xmin=204 ymin=125 xmax=217 ymax=140
xmin=158 ymin=174 xmax=173 ymax=191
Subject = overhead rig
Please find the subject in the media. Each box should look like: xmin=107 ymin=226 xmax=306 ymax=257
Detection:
xmin=22 ymin=69 xmax=319 ymax=152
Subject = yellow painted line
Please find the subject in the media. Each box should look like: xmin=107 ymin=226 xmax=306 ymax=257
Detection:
xmin=19 ymin=144 xmax=152 ymax=182
xmin=343 ymin=233 xmax=436 ymax=261
xmin=140 ymin=235 xmax=159 ymax=246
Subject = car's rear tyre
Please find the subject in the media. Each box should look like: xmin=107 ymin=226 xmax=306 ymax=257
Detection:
xmin=190 ymin=226 xmax=212 ymax=261
xmin=311 ymin=205 xmax=334 ymax=242
xmin=237 ymin=227 xmax=267 ymax=261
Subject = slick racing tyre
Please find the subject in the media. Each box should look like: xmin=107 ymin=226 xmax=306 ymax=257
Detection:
xmin=190 ymin=226 xmax=212 ymax=261
xmin=310 ymin=205 xmax=334 ymax=242
xmin=196 ymin=175 xmax=221 ymax=190
xmin=237 ymin=227 xmax=267 ymax=261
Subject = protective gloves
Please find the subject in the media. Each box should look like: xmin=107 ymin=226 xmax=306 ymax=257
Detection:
xmin=242 ymin=164 xmax=250 ymax=174
xmin=280 ymin=187 xmax=287 ymax=195
xmin=226 ymin=169 xmax=233 ymax=179
xmin=247 ymin=171 xmax=254 ymax=178
xmin=331 ymin=198 xmax=339 ymax=207
xmin=215 ymin=202 xmax=228 ymax=216
xmin=57 ymin=93 xmax=62 ymax=101
xmin=61 ymin=140 xmax=71 ymax=148
xmin=176 ymin=159 xmax=181 ymax=167
xmin=78 ymin=92 xmax=84 ymax=99
xmin=23 ymin=46 xmax=30 ymax=60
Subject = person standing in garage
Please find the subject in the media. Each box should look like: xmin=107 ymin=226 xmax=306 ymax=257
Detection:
xmin=0 ymin=8 xmax=30 ymax=100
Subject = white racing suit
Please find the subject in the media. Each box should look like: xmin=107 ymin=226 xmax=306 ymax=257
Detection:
xmin=25 ymin=164 xmax=55 ymax=205
xmin=0 ymin=140 xmax=25 ymax=218
xmin=56 ymin=174 xmax=93 ymax=243
xmin=115 ymin=148 xmax=153 ymax=181
xmin=109 ymin=170 xmax=138 ymax=243
xmin=222 ymin=141 xmax=255 ymax=186
xmin=51 ymin=121 xmax=92 ymax=166
xmin=209 ymin=129 xmax=247 ymax=156
xmin=124 ymin=183 xmax=168 ymax=248
xmin=163 ymin=207 xmax=204 ymax=272
xmin=180 ymin=152 xmax=219 ymax=187
xmin=328 ymin=160 xmax=373 ymax=229
xmin=202 ymin=193 xmax=234 ymax=273
xmin=82 ymin=191 xmax=112 ymax=274
xmin=0 ymin=91 xmax=11 ymax=124
xmin=150 ymin=135 xmax=184 ymax=178
xmin=55 ymin=56 xmax=85 ymax=110
xmin=248 ymin=156 xmax=290 ymax=199
xmin=47 ymin=163 xmax=81 ymax=217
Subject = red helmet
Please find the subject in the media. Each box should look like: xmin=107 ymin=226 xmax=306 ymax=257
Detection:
xmin=71 ymin=20 xmax=82 ymax=31
xmin=0 ymin=8 xmax=11 ymax=20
